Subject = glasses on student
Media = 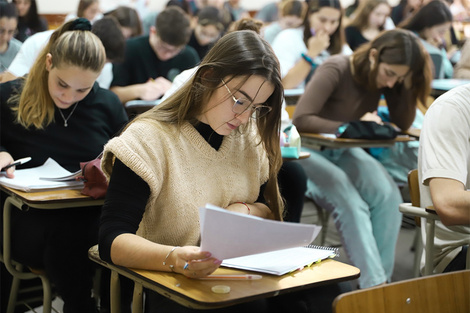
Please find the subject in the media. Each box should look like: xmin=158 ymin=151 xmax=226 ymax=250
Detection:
xmin=221 ymin=79 xmax=272 ymax=119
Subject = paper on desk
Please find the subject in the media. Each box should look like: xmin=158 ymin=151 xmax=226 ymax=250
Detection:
xmin=0 ymin=158 xmax=83 ymax=192
xmin=199 ymin=204 xmax=321 ymax=260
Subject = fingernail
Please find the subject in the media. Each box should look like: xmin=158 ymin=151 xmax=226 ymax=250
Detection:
xmin=214 ymin=259 xmax=222 ymax=265
xmin=205 ymin=252 xmax=211 ymax=257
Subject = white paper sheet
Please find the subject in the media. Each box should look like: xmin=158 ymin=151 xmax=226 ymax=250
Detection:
xmin=0 ymin=158 xmax=83 ymax=192
xmin=199 ymin=204 xmax=321 ymax=260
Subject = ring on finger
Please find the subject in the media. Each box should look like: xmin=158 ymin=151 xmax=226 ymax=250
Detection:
xmin=183 ymin=262 xmax=189 ymax=270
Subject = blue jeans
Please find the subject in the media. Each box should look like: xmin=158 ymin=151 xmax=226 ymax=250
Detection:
xmin=299 ymin=147 xmax=402 ymax=288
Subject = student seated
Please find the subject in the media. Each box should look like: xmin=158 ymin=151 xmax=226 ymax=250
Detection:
xmin=344 ymin=0 xmax=391 ymax=51
xmin=262 ymin=0 xmax=307 ymax=45
xmin=99 ymin=30 xmax=345 ymax=313
xmin=0 ymin=18 xmax=128 ymax=312
xmin=12 ymin=0 xmax=48 ymax=42
xmin=418 ymin=83 xmax=470 ymax=274
xmin=110 ymin=6 xmax=200 ymax=104
xmin=271 ymin=0 xmax=351 ymax=90
xmin=399 ymin=0 xmax=454 ymax=79
xmin=188 ymin=6 xmax=225 ymax=60
xmin=292 ymin=29 xmax=432 ymax=288
xmin=0 ymin=2 xmax=21 ymax=77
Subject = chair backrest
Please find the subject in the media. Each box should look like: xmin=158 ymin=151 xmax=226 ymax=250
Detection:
xmin=333 ymin=270 xmax=470 ymax=313
xmin=408 ymin=169 xmax=420 ymax=207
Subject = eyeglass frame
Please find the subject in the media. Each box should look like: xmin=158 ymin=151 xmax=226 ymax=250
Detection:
xmin=221 ymin=79 xmax=272 ymax=119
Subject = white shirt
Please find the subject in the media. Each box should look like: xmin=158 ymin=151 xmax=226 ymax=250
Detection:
xmin=418 ymin=83 xmax=470 ymax=273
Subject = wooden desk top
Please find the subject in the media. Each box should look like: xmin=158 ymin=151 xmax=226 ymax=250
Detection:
xmin=403 ymin=128 xmax=421 ymax=138
xmin=88 ymin=246 xmax=360 ymax=310
xmin=300 ymin=133 xmax=415 ymax=150
xmin=0 ymin=185 xmax=104 ymax=208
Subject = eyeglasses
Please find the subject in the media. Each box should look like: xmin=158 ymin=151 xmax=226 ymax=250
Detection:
xmin=0 ymin=29 xmax=18 ymax=36
xmin=221 ymin=79 xmax=272 ymax=119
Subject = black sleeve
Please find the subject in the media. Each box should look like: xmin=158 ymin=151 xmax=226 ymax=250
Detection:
xmin=99 ymin=158 xmax=150 ymax=263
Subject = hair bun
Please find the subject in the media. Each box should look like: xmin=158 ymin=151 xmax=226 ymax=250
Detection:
xmin=71 ymin=18 xmax=92 ymax=31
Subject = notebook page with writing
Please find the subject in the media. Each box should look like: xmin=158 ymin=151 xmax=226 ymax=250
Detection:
xmin=221 ymin=245 xmax=338 ymax=276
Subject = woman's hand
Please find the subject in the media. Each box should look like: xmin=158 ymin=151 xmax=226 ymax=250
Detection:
xmin=171 ymin=246 xmax=222 ymax=278
xmin=226 ymin=202 xmax=275 ymax=219
xmin=306 ymin=29 xmax=330 ymax=59
xmin=0 ymin=151 xmax=15 ymax=178
xmin=139 ymin=77 xmax=172 ymax=101
xmin=360 ymin=111 xmax=383 ymax=124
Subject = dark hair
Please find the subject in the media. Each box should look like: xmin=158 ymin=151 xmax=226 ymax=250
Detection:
xmin=92 ymin=16 xmax=125 ymax=62
xmin=106 ymin=5 xmax=143 ymax=37
xmin=156 ymin=6 xmax=191 ymax=46
xmin=134 ymin=30 xmax=285 ymax=220
xmin=13 ymin=0 xmax=43 ymax=31
xmin=399 ymin=0 xmax=453 ymax=34
xmin=166 ymin=0 xmax=192 ymax=16
xmin=352 ymin=29 xmax=431 ymax=106
xmin=197 ymin=6 xmax=224 ymax=31
xmin=302 ymin=0 xmax=344 ymax=54
xmin=228 ymin=18 xmax=263 ymax=33
xmin=348 ymin=0 xmax=390 ymax=31
xmin=0 ymin=2 xmax=18 ymax=19
xmin=280 ymin=0 xmax=308 ymax=19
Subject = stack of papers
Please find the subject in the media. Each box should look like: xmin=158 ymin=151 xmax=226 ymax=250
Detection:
xmin=0 ymin=158 xmax=83 ymax=192
xmin=199 ymin=204 xmax=337 ymax=275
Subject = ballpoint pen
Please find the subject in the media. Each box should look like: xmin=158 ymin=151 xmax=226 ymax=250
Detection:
xmin=1 ymin=157 xmax=32 ymax=171
xmin=196 ymin=274 xmax=263 ymax=280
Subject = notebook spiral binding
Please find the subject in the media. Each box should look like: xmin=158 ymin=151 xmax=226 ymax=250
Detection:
xmin=305 ymin=245 xmax=340 ymax=257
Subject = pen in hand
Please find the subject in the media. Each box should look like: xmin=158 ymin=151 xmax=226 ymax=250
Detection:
xmin=1 ymin=157 xmax=32 ymax=171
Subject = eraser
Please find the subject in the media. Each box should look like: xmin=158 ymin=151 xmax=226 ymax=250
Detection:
xmin=211 ymin=285 xmax=231 ymax=294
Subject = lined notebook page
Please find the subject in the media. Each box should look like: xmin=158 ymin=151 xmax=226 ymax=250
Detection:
xmin=222 ymin=246 xmax=338 ymax=276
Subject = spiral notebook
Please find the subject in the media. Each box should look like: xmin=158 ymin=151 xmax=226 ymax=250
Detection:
xmin=221 ymin=245 xmax=339 ymax=276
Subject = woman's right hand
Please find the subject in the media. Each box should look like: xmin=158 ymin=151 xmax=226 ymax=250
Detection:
xmin=0 ymin=152 xmax=15 ymax=178
xmin=306 ymin=29 xmax=330 ymax=58
xmin=172 ymin=246 xmax=222 ymax=278
xmin=360 ymin=111 xmax=383 ymax=124
xmin=139 ymin=77 xmax=172 ymax=101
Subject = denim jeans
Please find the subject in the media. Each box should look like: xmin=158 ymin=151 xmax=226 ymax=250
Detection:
xmin=299 ymin=147 xmax=403 ymax=288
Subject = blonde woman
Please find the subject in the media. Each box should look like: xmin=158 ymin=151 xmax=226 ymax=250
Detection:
xmin=0 ymin=18 xmax=127 ymax=312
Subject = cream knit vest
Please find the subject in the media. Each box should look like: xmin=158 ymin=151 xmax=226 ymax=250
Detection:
xmin=102 ymin=120 xmax=269 ymax=246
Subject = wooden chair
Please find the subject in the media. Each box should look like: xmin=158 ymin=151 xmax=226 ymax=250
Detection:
xmin=399 ymin=169 xmax=470 ymax=276
xmin=332 ymin=269 xmax=470 ymax=313
xmin=1 ymin=196 xmax=53 ymax=313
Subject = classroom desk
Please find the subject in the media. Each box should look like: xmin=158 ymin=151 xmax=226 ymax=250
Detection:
xmin=124 ymin=99 xmax=162 ymax=118
xmin=431 ymin=79 xmax=470 ymax=97
xmin=300 ymin=133 xmax=415 ymax=151
xmin=402 ymin=128 xmax=421 ymax=138
xmin=0 ymin=185 xmax=105 ymax=313
xmin=88 ymin=245 xmax=360 ymax=313
xmin=284 ymin=88 xmax=304 ymax=105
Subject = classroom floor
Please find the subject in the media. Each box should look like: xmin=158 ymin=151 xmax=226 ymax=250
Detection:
xmin=301 ymin=198 xmax=417 ymax=290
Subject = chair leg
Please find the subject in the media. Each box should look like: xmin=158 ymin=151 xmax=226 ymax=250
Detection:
xmin=7 ymin=270 xmax=21 ymax=313
xmin=40 ymin=275 xmax=53 ymax=313
xmin=412 ymin=227 xmax=423 ymax=277
xmin=132 ymin=283 xmax=143 ymax=313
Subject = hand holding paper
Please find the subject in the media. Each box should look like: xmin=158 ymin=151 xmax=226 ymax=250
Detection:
xmin=199 ymin=204 xmax=322 ymax=260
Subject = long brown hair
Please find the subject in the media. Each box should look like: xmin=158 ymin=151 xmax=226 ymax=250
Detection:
xmin=302 ymin=0 xmax=344 ymax=55
xmin=352 ymin=29 xmax=431 ymax=106
xmin=348 ymin=0 xmax=390 ymax=31
xmin=130 ymin=31 xmax=285 ymax=220
xmin=11 ymin=18 xmax=105 ymax=129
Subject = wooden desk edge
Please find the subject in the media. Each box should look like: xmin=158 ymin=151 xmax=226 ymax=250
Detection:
xmin=0 ymin=185 xmax=104 ymax=207
xmin=88 ymin=246 xmax=360 ymax=310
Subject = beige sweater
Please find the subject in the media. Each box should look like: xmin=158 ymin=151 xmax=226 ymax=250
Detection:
xmin=102 ymin=119 xmax=269 ymax=246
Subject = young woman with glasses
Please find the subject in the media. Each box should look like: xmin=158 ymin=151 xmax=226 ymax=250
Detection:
xmin=99 ymin=30 xmax=288 ymax=311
